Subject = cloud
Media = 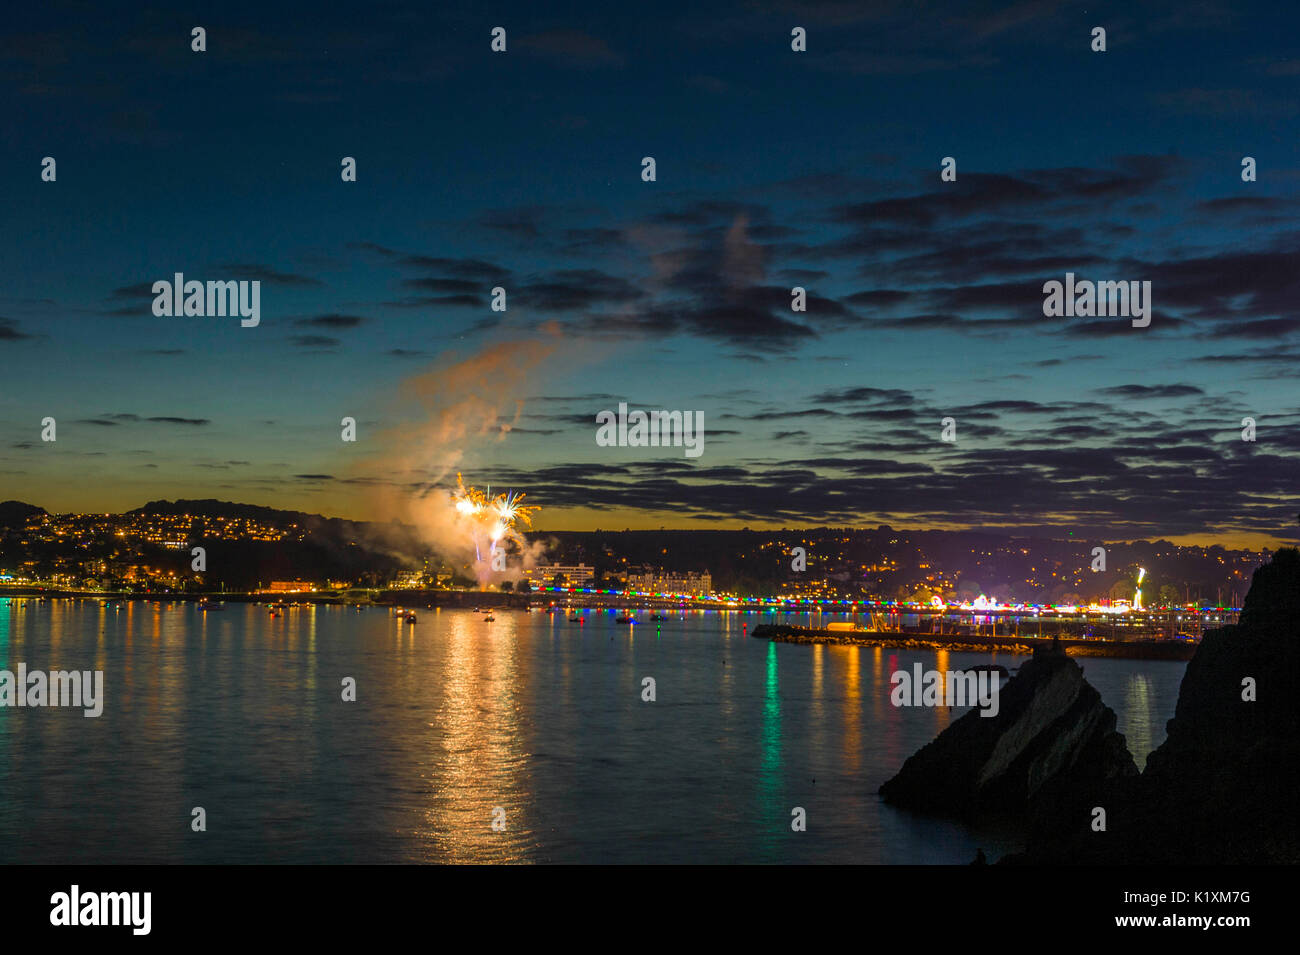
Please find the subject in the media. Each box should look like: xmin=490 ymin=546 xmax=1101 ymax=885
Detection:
xmin=217 ymin=264 xmax=324 ymax=287
xmin=74 ymin=413 xmax=209 ymax=427
xmin=518 ymin=270 xmax=644 ymax=312
xmin=352 ymin=243 xmax=512 ymax=282
xmin=400 ymin=278 xmax=481 ymax=295
xmin=810 ymin=386 xmax=916 ymax=406
xmin=294 ymin=314 xmax=368 ymax=329
xmin=1204 ymin=317 xmax=1300 ymax=340
xmin=0 ymin=318 xmax=33 ymax=340
xmin=1095 ymin=384 xmax=1205 ymax=399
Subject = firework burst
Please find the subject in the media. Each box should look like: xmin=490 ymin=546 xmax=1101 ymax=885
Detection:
xmin=452 ymin=473 xmax=539 ymax=568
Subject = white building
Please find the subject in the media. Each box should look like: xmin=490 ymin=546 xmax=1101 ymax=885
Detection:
xmin=626 ymin=569 xmax=712 ymax=596
xmin=522 ymin=563 xmax=596 ymax=588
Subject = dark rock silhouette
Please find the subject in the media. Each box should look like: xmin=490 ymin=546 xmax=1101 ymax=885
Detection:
xmin=1009 ymin=547 xmax=1300 ymax=863
xmin=879 ymin=648 xmax=1137 ymax=819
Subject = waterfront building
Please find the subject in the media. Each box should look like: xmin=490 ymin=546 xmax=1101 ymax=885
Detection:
xmin=522 ymin=563 xmax=596 ymax=588
xmin=265 ymin=580 xmax=316 ymax=593
xmin=626 ymin=569 xmax=712 ymax=596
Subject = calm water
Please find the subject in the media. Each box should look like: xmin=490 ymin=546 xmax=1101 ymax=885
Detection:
xmin=0 ymin=599 xmax=1184 ymax=864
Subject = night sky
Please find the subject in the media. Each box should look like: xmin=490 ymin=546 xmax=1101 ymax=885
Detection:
xmin=2 ymin=1 xmax=1298 ymax=546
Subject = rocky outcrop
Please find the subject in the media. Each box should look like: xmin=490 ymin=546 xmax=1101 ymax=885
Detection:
xmin=1009 ymin=548 xmax=1300 ymax=864
xmin=879 ymin=649 xmax=1138 ymax=819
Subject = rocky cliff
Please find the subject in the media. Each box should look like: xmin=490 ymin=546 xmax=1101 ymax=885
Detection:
xmin=1008 ymin=547 xmax=1300 ymax=863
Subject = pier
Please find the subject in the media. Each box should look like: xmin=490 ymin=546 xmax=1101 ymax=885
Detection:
xmin=749 ymin=623 xmax=1200 ymax=660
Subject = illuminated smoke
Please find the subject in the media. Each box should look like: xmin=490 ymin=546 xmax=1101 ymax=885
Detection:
xmin=359 ymin=335 xmax=562 ymax=588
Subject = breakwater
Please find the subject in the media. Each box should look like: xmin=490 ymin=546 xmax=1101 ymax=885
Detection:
xmin=750 ymin=623 xmax=1197 ymax=660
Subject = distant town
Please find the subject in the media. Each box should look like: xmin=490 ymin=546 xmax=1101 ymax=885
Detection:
xmin=0 ymin=498 xmax=1270 ymax=608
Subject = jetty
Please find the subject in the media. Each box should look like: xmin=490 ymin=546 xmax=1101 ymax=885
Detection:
xmin=749 ymin=623 xmax=1197 ymax=660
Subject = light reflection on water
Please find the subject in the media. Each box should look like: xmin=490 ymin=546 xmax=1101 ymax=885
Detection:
xmin=0 ymin=600 xmax=1185 ymax=863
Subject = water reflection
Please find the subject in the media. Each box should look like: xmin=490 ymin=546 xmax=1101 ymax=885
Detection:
xmin=840 ymin=646 xmax=861 ymax=769
xmin=756 ymin=640 xmax=783 ymax=854
xmin=1123 ymin=674 xmax=1153 ymax=769
xmin=421 ymin=612 xmax=532 ymax=862
xmin=934 ymin=649 xmax=951 ymax=732
xmin=0 ymin=602 xmax=1187 ymax=864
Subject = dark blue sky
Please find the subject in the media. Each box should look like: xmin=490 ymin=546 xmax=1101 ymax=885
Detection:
xmin=2 ymin=1 xmax=1298 ymax=545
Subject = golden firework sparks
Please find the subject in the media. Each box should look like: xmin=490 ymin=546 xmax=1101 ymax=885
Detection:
xmin=452 ymin=473 xmax=539 ymax=555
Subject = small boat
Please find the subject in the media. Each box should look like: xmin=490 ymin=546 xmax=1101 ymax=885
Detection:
xmin=650 ymin=614 xmax=666 ymax=621
xmin=404 ymin=613 xmax=418 ymax=623
xmin=615 ymin=615 xmax=634 ymax=623
xmin=568 ymin=615 xmax=583 ymax=622
xmin=199 ymin=601 xmax=224 ymax=611
xmin=484 ymin=614 xmax=495 ymax=622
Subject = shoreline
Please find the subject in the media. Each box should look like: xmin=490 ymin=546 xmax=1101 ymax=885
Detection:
xmin=0 ymin=588 xmax=530 ymax=608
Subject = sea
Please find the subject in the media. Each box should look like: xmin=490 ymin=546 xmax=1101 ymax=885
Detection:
xmin=0 ymin=598 xmax=1185 ymax=864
